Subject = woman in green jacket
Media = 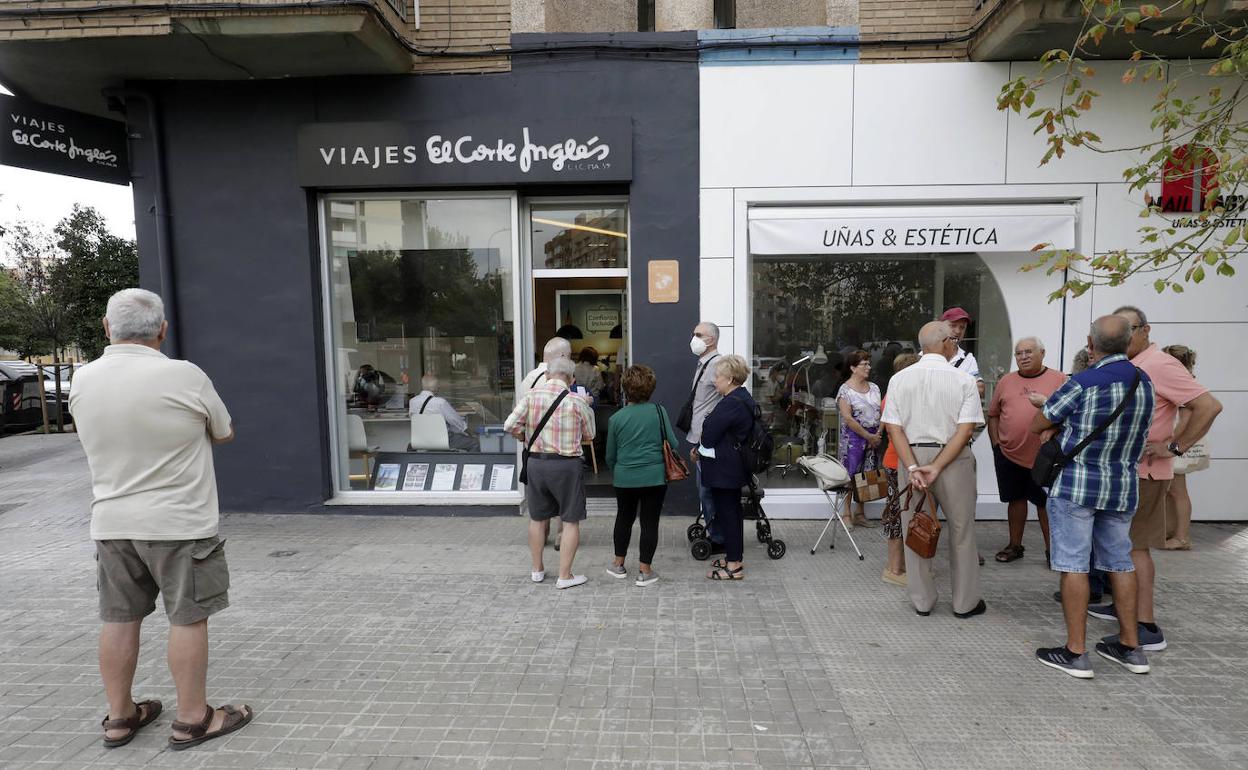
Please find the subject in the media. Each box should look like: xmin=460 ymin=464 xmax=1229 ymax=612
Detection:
xmin=605 ymin=365 xmax=676 ymax=587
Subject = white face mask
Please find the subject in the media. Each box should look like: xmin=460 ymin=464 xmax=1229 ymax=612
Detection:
xmin=690 ymin=336 xmax=708 ymax=356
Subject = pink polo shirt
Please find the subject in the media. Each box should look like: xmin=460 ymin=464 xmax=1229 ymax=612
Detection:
xmin=1132 ymin=343 xmax=1209 ymax=480
xmin=987 ymin=367 xmax=1068 ymax=467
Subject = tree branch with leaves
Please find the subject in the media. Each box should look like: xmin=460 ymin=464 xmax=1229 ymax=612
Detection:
xmin=997 ymin=0 xmax=1248 ymax=299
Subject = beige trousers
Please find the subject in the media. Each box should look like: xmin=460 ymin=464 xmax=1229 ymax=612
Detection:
xmin=900 ymin=446 xmax=982 ymax=614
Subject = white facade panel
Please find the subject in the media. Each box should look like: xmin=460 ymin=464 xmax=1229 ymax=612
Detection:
xmin=1189 ymin=460 xmax=1248 ymax=519
xmin=852 ymin=63 xmax=1010 ymax=186
xmin=700 ymin=188 xmax=734 ymax=258
xmin=1094 ymin=182 xmax=1165 ymax=255
xmin=1006 ymin=61 xmax=1160 ymax=185
xmin=699 ymin=64 xmax=854 ymax=189
xmin=699 ymin=257 xmax=735 ymax=326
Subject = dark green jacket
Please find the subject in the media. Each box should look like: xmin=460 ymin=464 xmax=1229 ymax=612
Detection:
xmin=606 ymin=403 xmax=676 ymax=488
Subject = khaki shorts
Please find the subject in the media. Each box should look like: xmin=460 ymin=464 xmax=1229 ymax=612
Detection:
xmin=96 ymin=536 xmax=230 ymax=625
xmin=1129 ymin=478 xmax=1172 ymax=551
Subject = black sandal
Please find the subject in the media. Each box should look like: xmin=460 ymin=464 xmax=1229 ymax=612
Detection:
xmin=708 ymin=566 xmax=744 ymax=580
xmin=168 ymin=703 xmax=254 ymax=751
xmin=995 ymin=544 xmax=1025 ymax=563
xmin=102 ymin=699 xmax=162 ymax=748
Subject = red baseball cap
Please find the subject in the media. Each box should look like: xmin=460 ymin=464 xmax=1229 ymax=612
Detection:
xmin=940 ymin=307 xmax=972 ymax=323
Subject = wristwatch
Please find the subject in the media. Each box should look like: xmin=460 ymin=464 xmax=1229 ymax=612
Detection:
xmin=1167 ymin=441 xmax=1184 ymax=457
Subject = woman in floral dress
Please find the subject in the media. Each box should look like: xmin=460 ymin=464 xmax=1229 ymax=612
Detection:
xmin=837 ymin=350 xmax=882 ymax=528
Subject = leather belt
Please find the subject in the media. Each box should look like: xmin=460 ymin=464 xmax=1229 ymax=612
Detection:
xmin=533 ymin=452 xmax=579 ymax=460
xmin=909 ymin=442 xmax=946 ymax=448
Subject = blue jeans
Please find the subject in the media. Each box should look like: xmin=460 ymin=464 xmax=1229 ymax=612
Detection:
xmin=696 ymin=462 xmax=721 ymax=544
xmin=1048 ymin=496 xmax=1136 ymax=574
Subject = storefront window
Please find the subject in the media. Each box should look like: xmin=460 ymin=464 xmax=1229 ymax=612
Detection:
xmin=325 ymin=196 xmax=518 ymax=494
xmin=530 ymin=204 xmax=628 ymax=269
xmin=751 ymin=252 xmax=1009 ymax=487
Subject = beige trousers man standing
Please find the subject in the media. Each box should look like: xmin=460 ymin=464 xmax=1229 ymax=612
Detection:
xmin=900 ymin=446 xmax=981 ymax=614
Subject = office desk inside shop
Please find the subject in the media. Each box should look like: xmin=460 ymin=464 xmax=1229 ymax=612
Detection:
xmin=354 ymin=408 xmax=478 ymax=451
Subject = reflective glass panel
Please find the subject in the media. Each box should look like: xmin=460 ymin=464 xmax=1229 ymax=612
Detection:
xmin=530 ymin=204 xmax=628 ymax=269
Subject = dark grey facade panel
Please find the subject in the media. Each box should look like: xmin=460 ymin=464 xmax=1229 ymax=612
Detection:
xmin=128 ymin=42 xmax=700 ymax=513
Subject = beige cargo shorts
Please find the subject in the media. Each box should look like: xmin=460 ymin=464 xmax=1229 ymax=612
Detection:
xmin=95 ymin=536 xmax=230 ymax=625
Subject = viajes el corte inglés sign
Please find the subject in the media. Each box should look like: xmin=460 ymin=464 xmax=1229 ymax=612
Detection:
xmin=0 ymin=95 xmax=129 ymax=185
xmin=297 ymin=120 xmax=632 ymax=187
xmin=749 ymin=206 xmax=1078 ymax=254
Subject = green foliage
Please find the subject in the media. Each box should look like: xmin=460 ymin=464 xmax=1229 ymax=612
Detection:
xmin=996 ymin=0 xmax=1248 ymax=299
xmin=2 ymin=205 xmax=138 ymax=360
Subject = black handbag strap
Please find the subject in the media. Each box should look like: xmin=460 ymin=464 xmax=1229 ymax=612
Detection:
xmin=1065 ymin=367 xmax=1142 ymax=460
xmin=655 ymin=404 xmax=672 ymax=448
xmin=418 ymin=396 xmax=433 ymax=414
xmin=688 ymin=354 xmax=719 ymax=399
xmin=525 ymin=390 xmax=570 ymax=453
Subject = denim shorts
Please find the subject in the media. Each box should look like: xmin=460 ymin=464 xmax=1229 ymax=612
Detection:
xmin=1047 ymin=496 xmax=1136 ymax=574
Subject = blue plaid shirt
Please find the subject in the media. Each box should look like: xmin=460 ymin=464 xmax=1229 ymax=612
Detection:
xmin=1042 ymin=354 xmax=1154 ymax=511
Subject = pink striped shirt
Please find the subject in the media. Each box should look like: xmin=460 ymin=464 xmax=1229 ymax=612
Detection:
xmin=504 ymin=380 xmax=596 ymax=457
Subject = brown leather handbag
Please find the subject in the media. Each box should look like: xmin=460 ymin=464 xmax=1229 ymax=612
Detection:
xmin=903 ymin=487 xmax=941 ymax=559
xmin=658 ymin=405 xmax=689 ymax=482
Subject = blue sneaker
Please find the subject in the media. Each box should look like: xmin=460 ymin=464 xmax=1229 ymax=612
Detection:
xmin=1035 ymin=646 xmax=1094 ymax=679
xmin=1095 ymin=640 xmax=1150 ymax=674
xmin=1102 ymin=624 xmax=1167 ymax=652
xmin=1087 ymin=603 xmax=1118 ymax=621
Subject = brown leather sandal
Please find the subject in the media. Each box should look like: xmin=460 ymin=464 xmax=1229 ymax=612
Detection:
xmin=101 ymin=698 xmax=162 ymax=748
xmin=167 ymin=703 xmax=254 ymax=751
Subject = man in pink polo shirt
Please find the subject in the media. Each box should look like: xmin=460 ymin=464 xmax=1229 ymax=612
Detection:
xmin=1086 ymin=306 xmax=1222 ymax=652
xmin=987 ymin=336 xmax=1067 ymax=564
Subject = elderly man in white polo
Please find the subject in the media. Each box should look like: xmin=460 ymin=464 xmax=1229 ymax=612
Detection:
xmin=69 ymin=288 xmax=253 ymax=750
xmin=882 ymin=320 xmax=986 ymax=619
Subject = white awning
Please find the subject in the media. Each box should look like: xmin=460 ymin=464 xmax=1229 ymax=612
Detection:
xmin=748 ymin=204 xmax=1077 ymax=255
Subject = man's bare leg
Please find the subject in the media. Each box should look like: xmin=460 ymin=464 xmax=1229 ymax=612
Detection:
xmin=529 ymin=520 xmax=546 ymax=573
xmin=1060 ymin=572 xmax=1090 ymax=654
xmin=100 ymin=620 xmax=143 ymax=741
xmin=1037 ymin=505 xmax=1051 ymax=552
xmin=168 ymin=620 xmax=250 ymax=739
xmin=1108 ymin=571 xmax=1140 ymax=648
xmin=1132 ymin=548 xmax=1157 ymax=623
xmin=558 ymin=521 xmax=580 ymax=580
xmin=1005 ymin=499 xmax=1027 ymax=548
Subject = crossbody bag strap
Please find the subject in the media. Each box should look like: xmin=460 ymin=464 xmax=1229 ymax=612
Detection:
xmin=526 ymin=390 xmax=570 ymax=452
xmin=689 ymin=354 xmax=719 ymax=398
xmin=1066 ymin=368 xmax=1142 ymax=460
xmin=419 ymin=396 xmax=433 ymax=414
xmin=656 ymin=404 xmax=672 ymax=447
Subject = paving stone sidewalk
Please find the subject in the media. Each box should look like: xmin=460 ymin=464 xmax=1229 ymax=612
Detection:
xmin=2 ymin=434 xmax=1247 ymax=769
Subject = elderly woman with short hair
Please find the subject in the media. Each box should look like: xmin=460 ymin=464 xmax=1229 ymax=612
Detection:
xmin=605 ymin=365 xmax=676 ymax=586
xmin=697 ymin=354 xmax=756 ymax=581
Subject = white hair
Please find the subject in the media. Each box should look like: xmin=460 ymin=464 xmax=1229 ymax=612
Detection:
xmin=1015 ymin=336 xmax=1045 ymax=352
xmin=918 ymin=321 xmax=951 ymax=352
xmin=548 ymin=358 xmax=576 ymax=380
xmin=543 ymin=337 xmax=571 ymax=363
xmin=420 ymin=373 xmax=438 ymax=392
xmin=106 ymin=288 xmax=165 ymax=342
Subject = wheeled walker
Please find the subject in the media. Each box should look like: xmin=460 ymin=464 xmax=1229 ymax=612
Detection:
xmin=687 ymin=477 xmax=787 ymax=560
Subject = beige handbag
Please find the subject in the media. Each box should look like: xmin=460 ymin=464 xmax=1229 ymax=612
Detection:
xmin=1172 ymin=438 xmax=1210 ymax=474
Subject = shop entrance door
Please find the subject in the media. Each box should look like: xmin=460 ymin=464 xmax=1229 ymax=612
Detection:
xmin=523 ymin=198 xmax=630 ymax=492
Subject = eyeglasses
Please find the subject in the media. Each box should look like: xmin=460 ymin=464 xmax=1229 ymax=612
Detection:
xmin=1129 ymin=324 xmax=1145 ymax=333
xmin=945 ymin=336 xmax=960 ymax=343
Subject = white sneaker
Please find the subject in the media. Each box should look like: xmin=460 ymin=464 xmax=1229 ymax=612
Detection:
xmin=606 ymin=564 xmax=628 ymax=579
xmin=531 ymin=570 xmax=545 ymax=583
xmin=635 ymin=570 xmax=659 ymax=587
xmin=556 ymin=574 xmax=588 ymax=589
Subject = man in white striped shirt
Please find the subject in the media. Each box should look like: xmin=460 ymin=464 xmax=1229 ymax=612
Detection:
xmin=882 ymin=321 xmax=986 ymax=618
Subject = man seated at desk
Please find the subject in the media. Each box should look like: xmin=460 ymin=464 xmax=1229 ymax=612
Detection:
xmin=409 ymin=374 xmax=479 ymax=452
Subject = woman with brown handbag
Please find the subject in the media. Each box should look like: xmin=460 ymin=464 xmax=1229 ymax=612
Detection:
xmin=605 ymin=365 xmax=679 ymax=587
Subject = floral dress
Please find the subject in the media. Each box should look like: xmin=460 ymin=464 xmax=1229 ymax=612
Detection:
xmin=837 ymin=381 xmax=882 ymax=476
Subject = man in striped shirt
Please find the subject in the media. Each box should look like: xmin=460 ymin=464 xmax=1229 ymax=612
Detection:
xmin=505 ymin=357 xmax=596 ymax=589
xmin=1031 ymin=315 xmax=1155 ymax=678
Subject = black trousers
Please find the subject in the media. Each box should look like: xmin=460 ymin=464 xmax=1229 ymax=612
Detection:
xmin=613 ymin=485 xmax=667 ymax=564
xmin=710 ymin=487 xmax=745 ymax=563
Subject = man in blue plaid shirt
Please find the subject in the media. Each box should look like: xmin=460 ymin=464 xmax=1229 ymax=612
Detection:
xmin=1029 ymin=315 xmax=1155 ymax=679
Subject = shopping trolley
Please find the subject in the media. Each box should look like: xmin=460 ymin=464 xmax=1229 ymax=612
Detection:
xmin=797 ymin=454 xmax=864 ymax=560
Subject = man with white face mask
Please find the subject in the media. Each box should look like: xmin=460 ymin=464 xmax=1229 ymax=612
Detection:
xmin=679 ymin=322 xmax=724 ymax=552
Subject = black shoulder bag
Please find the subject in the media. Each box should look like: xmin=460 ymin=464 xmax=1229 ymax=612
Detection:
xmin=676 ymin=354 xmax=718 ymax=434
xmin=519 ymin=390 xmax=569 ymax=485
xmin=1032 ymin=368 xmax=1141 ymax=488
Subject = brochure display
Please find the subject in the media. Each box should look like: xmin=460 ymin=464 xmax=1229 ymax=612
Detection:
xmin=368 ymin=451 xmax=518 ymax=491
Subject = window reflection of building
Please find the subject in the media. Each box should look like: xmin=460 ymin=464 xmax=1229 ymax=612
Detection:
xmin=541 ymin=211 xmax=626 ymax=268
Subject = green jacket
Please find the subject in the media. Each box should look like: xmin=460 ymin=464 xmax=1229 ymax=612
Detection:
xmin=606 ymin=402 xmax=676 ymax=488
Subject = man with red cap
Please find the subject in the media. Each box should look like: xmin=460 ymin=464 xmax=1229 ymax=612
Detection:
xmin=941 ymin=307 xmax=985 ymax=398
